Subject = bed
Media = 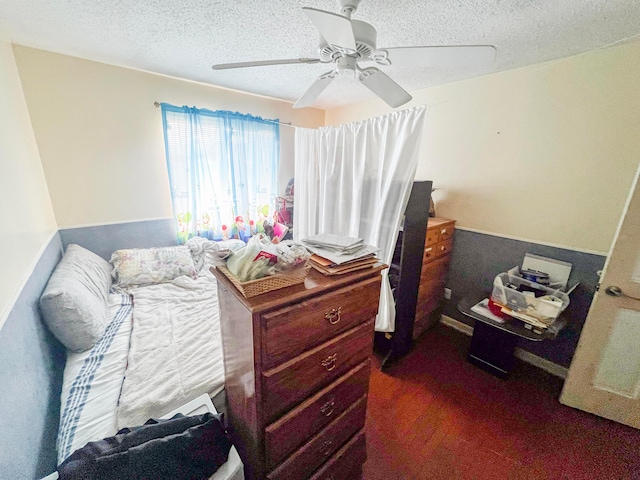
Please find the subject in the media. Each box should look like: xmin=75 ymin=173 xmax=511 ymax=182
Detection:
xmin=39 ymin=240 xmax=244 ymax=479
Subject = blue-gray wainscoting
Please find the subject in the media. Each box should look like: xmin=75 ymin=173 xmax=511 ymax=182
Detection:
xmin=59 ymin=218 xmax=177 ymax=260
xmin=442 ymin=229 xmax=606 ymax=368
xmin=0 ymin=233 xmax=64 ymax=479
xmin=59 ymin=220 xmax=606 ymax=368
xmin=0 ymin=219 xmax=176 ymax=479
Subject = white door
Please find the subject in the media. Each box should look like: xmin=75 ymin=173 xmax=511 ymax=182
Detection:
xmin=560 ymin=162 xmax=640 ymax=428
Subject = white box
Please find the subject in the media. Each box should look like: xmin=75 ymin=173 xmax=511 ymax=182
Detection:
xmin=491 ymin=271 xmax=570 ymax=326
xmin=521 ymin=253 xmax=572 ymax=290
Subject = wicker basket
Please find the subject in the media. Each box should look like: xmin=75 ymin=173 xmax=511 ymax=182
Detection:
xmin=217 ymin=265 xmax=310 ymax=298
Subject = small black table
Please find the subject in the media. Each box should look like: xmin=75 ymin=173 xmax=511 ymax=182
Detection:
xmin=458 ymin=293 xmax=565 ymax=379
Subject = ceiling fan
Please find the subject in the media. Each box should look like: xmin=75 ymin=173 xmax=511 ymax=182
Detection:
xmin=212 ymin=0 xmax=496 ymax=109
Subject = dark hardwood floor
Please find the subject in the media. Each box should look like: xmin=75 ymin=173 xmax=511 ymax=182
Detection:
xmin=364 ymin=324 xmax=640 ymax=480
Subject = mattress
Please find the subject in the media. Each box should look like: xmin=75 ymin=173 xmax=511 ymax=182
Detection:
xmin=55 ymin=276 xmax=240 ymax=480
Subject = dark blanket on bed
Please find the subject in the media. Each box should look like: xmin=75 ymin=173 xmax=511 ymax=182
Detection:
xmin=57 ymin=413 xmax=232 ymax=480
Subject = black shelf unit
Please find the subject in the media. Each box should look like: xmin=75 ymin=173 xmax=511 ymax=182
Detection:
xmin=376 ymin=180 xmax=433 ymax=366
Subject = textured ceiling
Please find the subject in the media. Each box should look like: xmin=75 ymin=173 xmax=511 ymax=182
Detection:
xmin=1 ymin=0 xmax=639 ymax=109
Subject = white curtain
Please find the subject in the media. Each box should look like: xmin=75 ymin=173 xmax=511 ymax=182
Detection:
xmin=294 ymin=106 xmax=427 ymax=332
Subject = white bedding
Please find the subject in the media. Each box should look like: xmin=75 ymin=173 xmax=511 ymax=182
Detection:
xmin=57 ymin=293 xmax=133 ymax=464
xmin=116 ymin=269 xmax=225 ymax=429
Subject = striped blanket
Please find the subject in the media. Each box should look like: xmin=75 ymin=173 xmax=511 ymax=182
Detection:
xmin=57 ymin=293 xmax=133 ymax=464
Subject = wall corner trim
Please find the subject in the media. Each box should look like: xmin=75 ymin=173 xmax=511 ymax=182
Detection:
xmin=439 ymin=315 xmax=569 ymax=379
xmin=0 ymin=230 xmax=60 ymax=329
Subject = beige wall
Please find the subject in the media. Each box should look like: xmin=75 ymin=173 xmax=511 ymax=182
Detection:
xmin=13 ymin=46 xmax=325 ymax=228
xmin=11 ymin=41 xmax=640 ymax=252
xmin=0 ymin=35 xmax=57 ymax=327
xmin=326 ymin=41 xmax=640 ymax=254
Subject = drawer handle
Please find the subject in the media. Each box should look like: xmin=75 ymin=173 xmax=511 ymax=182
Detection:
xmin=319 ymin=439 xmax=333 ymax=457
xmin=441 ymin=228 xmax=447 ymax=234
xmin=321 ymin=353 xmax=338 ymax=372
xmin=425 ymin=247 xmax=433 ymax=253
xmin=324 ymin=307 xmax=342 ymax=325
xmin=320 ymin=398 xmax=335 ymax=417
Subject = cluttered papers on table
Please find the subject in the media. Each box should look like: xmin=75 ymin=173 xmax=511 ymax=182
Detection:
xmin=471 ymin=298 xmax=506 ymax=323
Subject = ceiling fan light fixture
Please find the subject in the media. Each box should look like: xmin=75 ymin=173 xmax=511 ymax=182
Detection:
xmin=336 ymin=56 xmax=357 ymax=77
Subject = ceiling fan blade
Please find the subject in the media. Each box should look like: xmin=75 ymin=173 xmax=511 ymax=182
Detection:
xmin=374 ymin=45 xmax=496 ymax=69
xmin=293 ymin=70 xmax=337 ymax=109
xmin=213 ymin=58 xmax=321 ymax=70
xmin=302 ymin=7 xmax=357 ymax=53
xmin=358 ymin=67 xmax=412 ymax=108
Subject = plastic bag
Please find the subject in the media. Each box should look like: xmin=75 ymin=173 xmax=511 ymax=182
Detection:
xmin=271 ymin=241 xmax=311 ymax=274
xmin=225 ymin=237 xmax=310 ymax=282
xmin=226 ymin=234 xmax=274 ymax=282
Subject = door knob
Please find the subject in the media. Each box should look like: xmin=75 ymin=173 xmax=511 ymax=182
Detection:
xmin=605 ymin=285 xmax=640 ymax=301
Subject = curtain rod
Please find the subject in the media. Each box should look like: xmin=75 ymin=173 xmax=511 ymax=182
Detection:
xmin=153 ymin=101 xmax=295 ymax=128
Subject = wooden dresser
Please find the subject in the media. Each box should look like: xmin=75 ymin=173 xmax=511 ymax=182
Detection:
xmin=413 ymin=217 xmax=456 ymax=339
xmin=211 ymin=265 xmax=386 ymax=480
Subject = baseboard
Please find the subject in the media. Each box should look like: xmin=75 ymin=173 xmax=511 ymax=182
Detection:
xmin=513 ymin=348 xmax=569 ymax=379
xmin=439 ymin=315 xmax=569 ymax=379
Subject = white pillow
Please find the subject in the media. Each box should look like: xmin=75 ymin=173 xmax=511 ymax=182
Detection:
xmin=40 ymin=244 xmax=113 ymax=352
xmin=110 ymin=246 xmax=197 ymax=288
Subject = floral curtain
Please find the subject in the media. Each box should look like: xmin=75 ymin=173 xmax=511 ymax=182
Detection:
xmin=161 ymin=104 xmax=280 ymax=244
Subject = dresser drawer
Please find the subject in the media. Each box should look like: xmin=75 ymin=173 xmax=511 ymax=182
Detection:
xmin=435 ymin=238 xmax=453 ymax=258
xmin=419 ymin=258 xmax=449 ymax=294
xmin=425 ymin=227 xmax=439 ymax=246
xmin=415 ymin=291 xmax=443 ymax=318
xmin=309 ymin=430 xmax=366 ymax=480
xmin=418 ymin=277 xmax=445 ymax=299
xmin=262 ymin=277 xmax=381 ymax=368
xmin=265 ymin=360 xmax=371 ymax=469
xmin=267 ymin=396 xmax=367 ymax=480
xmin=438 ymin=223 xmax=455 ymax=241
xmin=413 ymin=311 xmax=439 ymax=339
xmin=262 ymin=320 xmax=374 ymax=422
xmin=423 ymin=244 xmax=437 ymax=264
xmin=421 ymin=254 xmax=451 ymax=279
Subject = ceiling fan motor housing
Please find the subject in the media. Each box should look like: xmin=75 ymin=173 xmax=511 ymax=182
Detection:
xmin=318 ymin=19 xmax=377 ymax=61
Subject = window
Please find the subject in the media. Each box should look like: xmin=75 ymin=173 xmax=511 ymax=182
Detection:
xmin=161 ymin=104 xmax=280 ymax=243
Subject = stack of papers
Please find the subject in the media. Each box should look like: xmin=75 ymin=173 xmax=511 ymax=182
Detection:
xmin=303 ymin=233 xmax=364 ymax=252
xmin=302 ymin=234 xmax=379 ymax=275
xmin=471 ymin=299 xmax=506 ymax=323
